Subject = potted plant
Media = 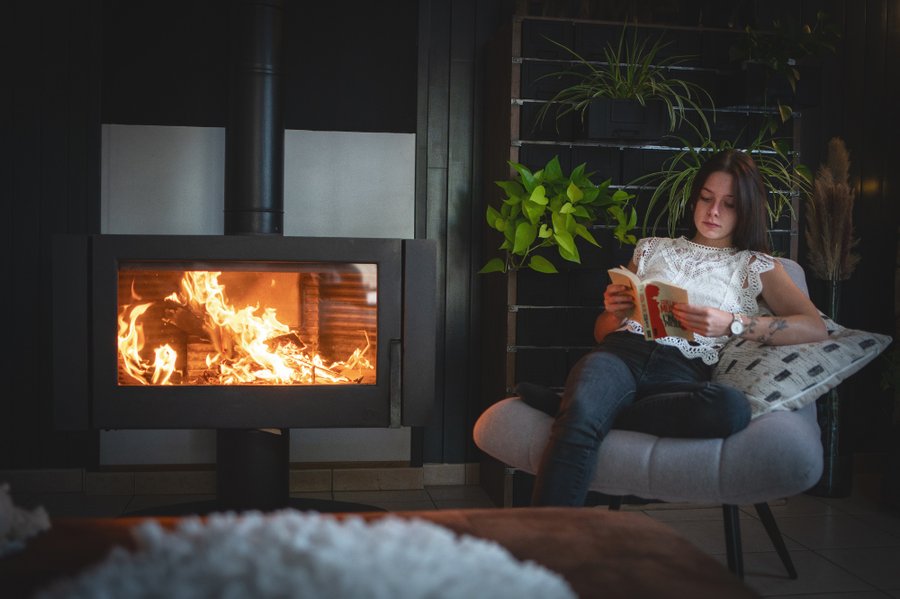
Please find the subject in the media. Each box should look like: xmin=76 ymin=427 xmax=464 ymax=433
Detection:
xmin=727 ymin=11 xmax=839 ymax=112
xmin=880 ymin=344 xmax=900 ymax=509
xmin=535 ymin=26 xmax=715 ymax=142
xmin=480 ymin=155 xmax=636 ymax=274
xmin=803 ymin=137 xmax=860 ymax=497
xmin=625 ymin=118 xmax=812 ymax=237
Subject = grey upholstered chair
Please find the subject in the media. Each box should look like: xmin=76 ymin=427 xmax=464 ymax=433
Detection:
xmin=473 ymin=259 xmax=823 ymax=579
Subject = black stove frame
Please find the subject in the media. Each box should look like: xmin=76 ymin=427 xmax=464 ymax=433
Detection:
xmin=53 ymin=234 xmax=436 ymax=430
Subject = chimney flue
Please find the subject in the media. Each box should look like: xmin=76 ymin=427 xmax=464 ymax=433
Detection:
xmin=224 ymin=0 xmax=285 ymax=236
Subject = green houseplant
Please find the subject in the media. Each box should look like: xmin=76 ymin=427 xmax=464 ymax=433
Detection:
xmin=480 ymin=156 xmax=636 ymax=274
xmin=535 ymin=26 xmax=715 ymax=140
xmin=626 ymin=119 xmax=812 ymax=237
xmin=728 ymin=11 xmax=839 ymax=113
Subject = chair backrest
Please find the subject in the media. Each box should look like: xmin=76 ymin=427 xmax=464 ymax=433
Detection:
xmin=778 ymin=258 xmax=809 ymax=297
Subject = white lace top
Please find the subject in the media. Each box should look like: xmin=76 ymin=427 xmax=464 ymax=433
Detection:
xmin=622 ymin=236 xmax=775 ymax=364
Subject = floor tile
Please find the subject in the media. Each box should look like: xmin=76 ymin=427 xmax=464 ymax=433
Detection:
xmin=817 ymin=546 xmax=900 ymax=590
xmin=34 ymin=493 xmax=132 ymax=518
xmin=425 ymin=485 xmax=492 ymax=502
xmin=0 ymin=469 xmax=83 ymax=494
xmin=727 ymin=550 xmax=876 ymax=597
xmin=361 ymin=500 xmax=437 ymax=512
xmin=333 ymin=489 xmax=431 ymax=506
xmin=851 ymin=510 xmax=900 ymax=541
xmin=124 ymin=494 xmax=217 ymax=515
xmin=642 ymin=506 xmax=724 ymax=522
xmin=289 ymin=492 xmax=334 ymax=502
xmin=657 ymin=513 xmax=802 ymax=556
xmin=765 ymin=592 xmax=892 ymax=598
xmin=774 ymin=515 xmax=900 ymax=550
xmin=432 ymin=498 xmax=497 ymax=510
xmin=762 ymin=493 xmax=838 ymax=517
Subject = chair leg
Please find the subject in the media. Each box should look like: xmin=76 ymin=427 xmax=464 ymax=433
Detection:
xmin=754 ymin=502 xmax=798 ymax=579
xmin=607 ymin=496 xmax=622 ymax=511
xmin=722 ymin=504 xmax=744 ymax=579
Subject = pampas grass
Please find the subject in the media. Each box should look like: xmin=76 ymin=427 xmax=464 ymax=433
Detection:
xmin=804 ymin=137 xmax=861 ymax=281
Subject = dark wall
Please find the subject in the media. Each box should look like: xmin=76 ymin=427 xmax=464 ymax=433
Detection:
xmin=3 ymin=0 xmax=102 ymax=467
xmin=102 ymin=0 xmax=418 ymax=131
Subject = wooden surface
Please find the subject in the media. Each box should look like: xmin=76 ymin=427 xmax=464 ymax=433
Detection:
xmin=0 ymin=507 xmax=758 ymax=598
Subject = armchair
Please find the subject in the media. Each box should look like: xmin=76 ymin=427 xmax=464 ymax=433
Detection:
xmin=473 ymin=259 xmax=823 ymax=579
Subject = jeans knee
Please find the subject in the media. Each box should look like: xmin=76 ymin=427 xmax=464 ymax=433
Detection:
xmin=705 ymin=383 xmax=751 ymax=436
xmin=556 ymin=351 xmax=635 ymax=433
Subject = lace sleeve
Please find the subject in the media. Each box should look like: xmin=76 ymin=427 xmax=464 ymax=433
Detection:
xmin=744 ymin=251 xmax=775 ymax=301
xmin=632 ymin=237 xmax=660 ymax=274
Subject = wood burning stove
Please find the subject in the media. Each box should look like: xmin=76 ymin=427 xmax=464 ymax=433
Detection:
xmin=48 ymin=0 xmax=434 ymax=512
xmin=53 ymin=234 xmax=436 ymax=431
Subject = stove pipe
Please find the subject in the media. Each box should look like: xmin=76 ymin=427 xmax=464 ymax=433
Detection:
xmin=224 ymin=0 xmax=284 ymax=236
xmin=220 ymin=0 xmax=288 ymax=512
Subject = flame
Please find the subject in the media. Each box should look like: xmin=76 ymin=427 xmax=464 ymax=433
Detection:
xmin=117 ymin=270 xmax=373 ymax=386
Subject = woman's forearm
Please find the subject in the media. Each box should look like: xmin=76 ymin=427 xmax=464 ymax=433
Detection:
xmin=740 ymin=313 xmax=827 ymax=345
xmin=594 ymin=310 xmax=627 ymax=343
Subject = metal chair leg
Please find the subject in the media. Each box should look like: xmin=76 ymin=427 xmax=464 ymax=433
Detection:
xmin=722 ymin=504 xmax=744 ymax=579
xmin=607 ymin=496 xmax=623 ymax=511
xmin=754 ymin=502 xmax=798 ymax=579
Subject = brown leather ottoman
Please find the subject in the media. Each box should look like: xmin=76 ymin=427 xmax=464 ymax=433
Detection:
xmin=0 ymin=507 xmax=758 ymax=598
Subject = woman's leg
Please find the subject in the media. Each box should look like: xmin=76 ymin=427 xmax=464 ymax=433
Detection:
xmin=614 ymin=381 xmax=751 ymax=438
xmin=531 ymin=351 xmax=637 ymax=506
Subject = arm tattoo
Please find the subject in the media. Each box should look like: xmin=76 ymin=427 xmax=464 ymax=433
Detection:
xmin=746 ymin=316 xmax=760 ymax=337
xmin=758 ymin=318 xmax=788 ymax=345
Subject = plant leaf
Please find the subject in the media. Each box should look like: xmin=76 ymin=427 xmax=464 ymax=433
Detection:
xmin=486 ymin=205 xmax=504 ymax=231
xmin=509 ymin=161 xmax=537 ymax=193
xmin=495 ymin=180 xmax=525 ymax=198
xmin=543 ymin=156 xmax=564 ymax=182
xmin=513 ymin=221 xmax=538 ymax=255
xmin=522 ymin=198 xmax=545 ymax=225
xmin=575 ymin=224 xmax=600 ymax=247
xmin=566 ymin=182 xmax=584 ymax=203
xmin=530 ymin=185 xmax=549 ymax=205
xmin=478 ymin=258 xmax=506 ymax=274
xmin=557 ymin=239 xmax=581 ymax=263
xmin=528 ymin=255 xmax=558 ymax=273
xmin=554 ymin=229 xmax=576 ymax=255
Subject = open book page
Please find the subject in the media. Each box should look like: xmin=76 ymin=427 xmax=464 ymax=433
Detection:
xmin=607 ymin=266 xmax=694 ymax=341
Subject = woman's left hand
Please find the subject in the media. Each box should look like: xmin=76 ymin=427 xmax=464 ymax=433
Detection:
xmin=671 ymin=304 xmax=732 ymax=338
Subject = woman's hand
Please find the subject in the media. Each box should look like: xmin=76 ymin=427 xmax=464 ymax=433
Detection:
xmin=603 ymin=284 xmax=634 ymax=321
xmin=671 ymin=303 xmax=733 ymax=338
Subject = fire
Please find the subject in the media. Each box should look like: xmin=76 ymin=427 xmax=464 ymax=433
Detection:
xmin=117 ymin=270 xmax=373 ymax=386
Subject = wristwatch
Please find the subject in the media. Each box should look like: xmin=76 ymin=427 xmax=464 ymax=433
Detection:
xmin=729 ymin=313 xmax=745 ymax=337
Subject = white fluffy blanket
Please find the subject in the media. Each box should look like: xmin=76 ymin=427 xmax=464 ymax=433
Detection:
xmin=0 ymin=483 xmax=50 ymax=557
xmin=37 ymin=510 xmax=576 ymax=599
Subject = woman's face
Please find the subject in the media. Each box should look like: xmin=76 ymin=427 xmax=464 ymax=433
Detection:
xmin=692 ymin=171 xmax=737 ymax=248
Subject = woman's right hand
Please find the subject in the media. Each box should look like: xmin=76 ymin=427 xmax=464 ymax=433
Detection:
xmin=603 ymin=284 xmax=634 ymax=322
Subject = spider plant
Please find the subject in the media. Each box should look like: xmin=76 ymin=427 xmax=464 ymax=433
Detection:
xmin=625 ymin=118 xmax=812 ymax=236
xmin=535 ymin=26 xmax=715 ymax=139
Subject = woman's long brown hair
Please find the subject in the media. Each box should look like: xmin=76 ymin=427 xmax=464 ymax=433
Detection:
xmin=688 ymin=149 xmax=770 ymax=253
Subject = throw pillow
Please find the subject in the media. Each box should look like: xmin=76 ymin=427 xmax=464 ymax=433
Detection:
xmin=713 ymin=315 xmax=892 ymax=418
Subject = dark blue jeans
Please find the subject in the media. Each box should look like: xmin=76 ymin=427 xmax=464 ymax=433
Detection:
xmin=529 ymin=331 xmax=750 ymax=507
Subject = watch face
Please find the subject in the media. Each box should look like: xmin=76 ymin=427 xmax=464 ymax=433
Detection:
xmin=730 ymin=318 xmax=744 ymax=335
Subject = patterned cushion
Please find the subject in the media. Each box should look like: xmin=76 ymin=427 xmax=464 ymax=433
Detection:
xmin=713 ymin=315 xmax=892 ymax=418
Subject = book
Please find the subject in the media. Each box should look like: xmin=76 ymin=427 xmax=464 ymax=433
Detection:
xmin=607 ymin=266 xmax=694 ymax=341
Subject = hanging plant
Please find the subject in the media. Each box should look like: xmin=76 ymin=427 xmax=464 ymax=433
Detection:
xmin=625 ymin=118 xmax=812 ymax=236
xmin=535 ymin=26 xmax=714 ymax=139
xmin=480 ymin=156 xmax=636 ymax=274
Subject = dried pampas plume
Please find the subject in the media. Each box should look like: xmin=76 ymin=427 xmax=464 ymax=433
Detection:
xmin=804 ymin=137 xmax=861 ymax=281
